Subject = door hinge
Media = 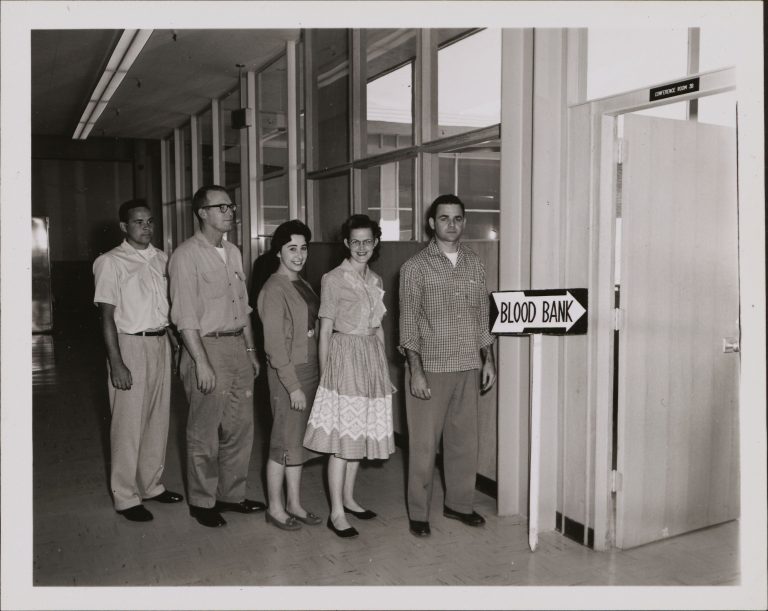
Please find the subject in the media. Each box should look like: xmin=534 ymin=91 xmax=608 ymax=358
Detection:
xmin=615 ymin=138 xmax=627 ymax=164
xmin=613 ymin=308 xmax=623 ymax=331
xmin=611 ymin=469 xmax=622 ymax=493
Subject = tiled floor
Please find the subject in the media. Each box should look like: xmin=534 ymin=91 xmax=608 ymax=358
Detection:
xmin=31 ymin=327 xmax=740 ymax=589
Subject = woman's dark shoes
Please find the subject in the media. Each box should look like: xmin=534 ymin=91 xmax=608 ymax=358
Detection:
xmin=443 ymin=506 xmax=486 ymax=527
xmin=143 ymin=490 xmax=184 ymax=503
xmin=408 ymin=519 xmax=431 ymax=537
xmin=266 ymin=511 xmax=302 ymax=531
xmin=215 ymin=499 xmax=267 ymax=514
xmin=189 ymin=505 xmax=226 ymax=527
xmin=288 ymin=511 xmax=323 ymax=526
xmin=343 ymin=506 xmax=377 ymax=520
xmin=327 ymin=516 xmax=359 ymax=538
xmin=117 ymin=504 xmax=153 ymax=522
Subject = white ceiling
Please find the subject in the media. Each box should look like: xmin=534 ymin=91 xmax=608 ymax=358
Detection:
xmin=32 ymin=28 xmax=300 ymax=140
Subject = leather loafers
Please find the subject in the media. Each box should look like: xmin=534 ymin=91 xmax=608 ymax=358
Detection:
xmin=215 ymin=499 xmax=267 ymax=514
xmin=266 ymin=512 xmax=302 ymax=531
xmin=117 ymin=504 xmax=153 ymax=522
xmin=408 ymin=519 xmax=431 ymax=537
xmin=443 ymin=506 xmax=486 ymax=527
xmin=343 ymin=506 xmax=377 ymax=520
xmin=144 ymin=490 xmax=183 ymax=503
xmin=189 ymin=505 xmax=226 ymax=527
xmin=327 ymin=516 xmax=359 ymax=538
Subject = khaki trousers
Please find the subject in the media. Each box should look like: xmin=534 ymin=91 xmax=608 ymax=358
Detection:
xmin=180 ymin=336 xmax=255 ymax=508
xmin=108 ymin=334 xmax=171 ymax=511
xmin=405 ymin=369 xmax=479 ymax=521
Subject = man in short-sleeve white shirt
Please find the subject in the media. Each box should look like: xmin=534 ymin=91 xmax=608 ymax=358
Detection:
xmin=93 ymin=200 xmax=183 ymax=521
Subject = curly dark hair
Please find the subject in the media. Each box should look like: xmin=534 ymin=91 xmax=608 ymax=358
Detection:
xmin=341 ymin=214 xmax=382 ymax=263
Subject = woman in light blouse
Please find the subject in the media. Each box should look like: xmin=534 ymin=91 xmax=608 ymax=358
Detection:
xmin=257 ymin=220 xmax=321 ymax=531
xmin=304 ymin=214 xmax=395 ymax=538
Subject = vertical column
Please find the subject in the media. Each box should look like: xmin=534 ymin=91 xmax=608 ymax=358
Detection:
xmin=190 ymin=113 xmax=201 ymax=194
xmin=212 ymin=98 xmax=222 ymax=185
xmin=303 ymin=31 xmax=317 ymax=231
xmin=286 ymin=40 xmax=300 ymax=220
xmin=350 ymin=29 xmax=366 ymax=214
xmin=242 ymin=71 xmax=257 ymax=279
xmin=687 ymin=28 xmax=700 ymax=121
xmin=160 ymin=138 xmax=173 ymax=253
xmin=497 ymin=28 xmax=533 ymax=517
xmin=173 ymin=127 xmax=184 ymax=245
xmin=415 ymin=29 xmax=438 ymax=241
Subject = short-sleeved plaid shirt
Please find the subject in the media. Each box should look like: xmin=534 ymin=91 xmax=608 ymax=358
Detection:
xmin=398 ymin=239 xmax=494 ymax=373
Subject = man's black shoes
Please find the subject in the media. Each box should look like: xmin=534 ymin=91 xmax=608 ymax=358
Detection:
xmin=408 ymin=519 xmax=431 ymax=537
xmin=215 ymin=499 xmax=267 ymax=514
xmin=443 ymin=506 xmax=486 ymax=527
xmin=117 ymin=504 xmax=153 ymax=522
xmin=143 ymin=490 xmax=184 ymax=503
xmin=190 ymin=505 xmax=226 ymax=527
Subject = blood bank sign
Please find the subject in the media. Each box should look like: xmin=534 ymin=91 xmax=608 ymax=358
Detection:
xmin=491 ymin=289 xmax=588 ymax=336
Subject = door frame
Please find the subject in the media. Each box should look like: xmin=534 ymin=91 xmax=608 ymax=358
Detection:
xmin=569 ymin=66 xmax=736 ymax=550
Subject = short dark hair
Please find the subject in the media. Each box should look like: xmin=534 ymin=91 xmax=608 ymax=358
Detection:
xmin=192 ymin=185 xmax=228 ymax=220
xmin=119 ymin=199 xmax=150 ymax=223
xmin=341 ymin=214 xmax=382 ymax=262
xmin=427 ymin=194 xmax=465 ymax=221
xmin=269 ymin=219 xmax=312 ymax=256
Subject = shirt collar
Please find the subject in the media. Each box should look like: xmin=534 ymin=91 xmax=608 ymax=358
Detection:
xmin=120 ymin=239 xmax=157 ymax=258
xmin=427 ymin=238 xmax=463 ymax=259
xmin=340 ymin=257 xmax=372 ymax=285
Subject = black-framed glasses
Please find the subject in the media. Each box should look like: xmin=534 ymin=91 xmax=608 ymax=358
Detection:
xmin=201 ymin=203 xmax=237 ymax=214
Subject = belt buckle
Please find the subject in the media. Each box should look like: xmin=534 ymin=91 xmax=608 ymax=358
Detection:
xmin=307 ymin=329 xmax=315 ymax=338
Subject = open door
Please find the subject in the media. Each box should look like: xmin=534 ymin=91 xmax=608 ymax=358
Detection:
xmin=614 ymin=112 xmax=740 ymax=549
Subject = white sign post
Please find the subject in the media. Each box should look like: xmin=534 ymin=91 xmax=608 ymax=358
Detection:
xmin=491 ymin=289 xmax=588 ymax=552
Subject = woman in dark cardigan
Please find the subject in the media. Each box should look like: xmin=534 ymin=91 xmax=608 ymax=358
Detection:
xmin=256 ymin=220 xmax=321 ymax=531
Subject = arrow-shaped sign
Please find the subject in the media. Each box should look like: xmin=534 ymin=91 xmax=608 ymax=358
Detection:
xmin=491 ymin=289 xmax=588 ymax=335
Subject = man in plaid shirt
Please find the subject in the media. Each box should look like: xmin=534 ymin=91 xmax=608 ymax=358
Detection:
xmin=399 ymin=194 xmax=496 ymax=537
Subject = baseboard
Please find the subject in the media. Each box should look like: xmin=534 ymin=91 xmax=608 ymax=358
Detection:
xmin=556 ymin=511 xmax=595 ymax=548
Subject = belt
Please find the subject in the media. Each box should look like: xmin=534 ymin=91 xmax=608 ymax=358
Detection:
xmin=335 ymin=328 xmax=377 ymax=336
xmin=130 ymin=329 xmax=167 ymax=337
xmin=204 ymin=329 xmax=243 ymax=338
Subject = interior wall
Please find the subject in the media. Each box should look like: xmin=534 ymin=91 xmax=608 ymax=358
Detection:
xmin=31 ymin=135 xmax=162 ymax=323
xmin=304 ymin=239 xmax=499 ymax=482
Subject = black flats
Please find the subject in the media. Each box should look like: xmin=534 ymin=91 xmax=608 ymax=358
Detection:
xmin=327 ymin=516 xmax=359 ymax=538
xmin=343 ymin=506 xmax=377 ymax=520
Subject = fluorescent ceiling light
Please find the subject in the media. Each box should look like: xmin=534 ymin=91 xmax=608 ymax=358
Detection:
xmin=72 ymin=29 xmax=153 ymax=140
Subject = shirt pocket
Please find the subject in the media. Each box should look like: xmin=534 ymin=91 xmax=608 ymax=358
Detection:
xmin=201 ymin=270 xmax=227 ymax=300
xmin=464 ymin=278 xmax=486 ymax=308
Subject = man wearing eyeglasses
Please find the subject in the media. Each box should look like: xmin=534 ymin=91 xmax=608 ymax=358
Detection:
xmin=169 ymin=185 xmax=265 ymax=528
xmin=93 ymin=199 xmax=184 ymax=522
xmin=399 ymin=194 xmax=497 ymax=537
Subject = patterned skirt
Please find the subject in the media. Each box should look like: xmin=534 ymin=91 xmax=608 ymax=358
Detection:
xmin=303 ymin=332 xmax=395 ymax=460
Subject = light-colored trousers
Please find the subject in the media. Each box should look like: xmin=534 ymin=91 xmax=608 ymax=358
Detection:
xmin=405 ymin=369 xmax=479 ymax=521
xmin=108 ymin=334 xmax=171 ymax=511
xmin=180 ymin=336 xmax=255 ymax=508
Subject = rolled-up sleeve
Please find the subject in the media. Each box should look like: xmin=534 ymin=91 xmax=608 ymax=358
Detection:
xmin=476 ymin=265 xmax=495 ymax=350
xmin=258 ymin=287 xmax=300 ymax=394
xmin=398 ymin=260 xmax=422 ymax=355
xmin=93 ymin=254 xmax=118 ymax=306
xmin=169 ymin=248 xmax=200 ymax=331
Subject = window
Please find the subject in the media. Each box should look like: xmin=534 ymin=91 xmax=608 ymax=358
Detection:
xmin=438 ymin=139 xmax=500 ymax=240
xmin=259 ymin=56 xmax=290 ymax=235
xmin=311 ymin=29 xmax=349 ymax=170
xmin=219 ymin=87 xmax=243 ymax=247
xmin=312 ymin=172 xmax=350 ymax=241
xmin=437 ymin=29 xmax=501 ymax=139
xmin=366 ymin=29 xmax=416 ymax=155
xmin=363 ymin=158 xmax=415 ymax=240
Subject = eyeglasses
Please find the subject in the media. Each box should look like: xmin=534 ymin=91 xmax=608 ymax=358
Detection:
xmin=349 ymin=239 xmax=375 ymax=249
xmin=201 ymin=203 xmax=237 ymax=214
